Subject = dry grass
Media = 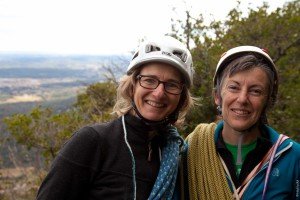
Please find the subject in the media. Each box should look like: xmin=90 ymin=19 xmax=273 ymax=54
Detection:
xmin=0 ymin=167 xmax=43 ymax=200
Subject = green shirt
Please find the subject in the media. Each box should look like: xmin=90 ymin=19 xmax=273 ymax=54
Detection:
xmin=225 ymin=140 xmax=257 ymax=176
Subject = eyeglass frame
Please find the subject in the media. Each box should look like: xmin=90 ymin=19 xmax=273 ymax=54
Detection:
xmin=136 ymin=74 xmax=184 ymax=95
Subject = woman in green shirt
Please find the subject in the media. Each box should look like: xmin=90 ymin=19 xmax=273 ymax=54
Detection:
xmin=183 ymin=46 xmax=300 ymax=200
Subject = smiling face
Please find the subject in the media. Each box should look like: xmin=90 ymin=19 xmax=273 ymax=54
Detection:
xmin=133 ymin=63 xmax=183 ymax=121
xmin=215 ymin=67 xmax=269 ymax=134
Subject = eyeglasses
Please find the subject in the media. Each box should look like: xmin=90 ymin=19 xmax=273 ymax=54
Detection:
xmin=136 ymin=75 xmax=184 ymax=95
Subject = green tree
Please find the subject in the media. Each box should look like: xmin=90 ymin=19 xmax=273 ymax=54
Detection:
xmin=75 ymin=81 xmax=117 ymax=123
xmin=3 ymin=107 xmax=84 ymax=166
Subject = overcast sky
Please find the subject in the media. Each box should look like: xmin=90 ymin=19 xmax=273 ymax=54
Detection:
xmin=0 ymin=0 xmax=290 ymax=55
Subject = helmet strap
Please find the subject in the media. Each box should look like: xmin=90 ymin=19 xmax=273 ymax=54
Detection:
xmin=236 ymin=135 xmax=244 ymax=165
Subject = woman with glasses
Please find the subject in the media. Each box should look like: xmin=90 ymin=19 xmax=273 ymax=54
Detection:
xmin=36 ymin=36 xmax=195 ymax=200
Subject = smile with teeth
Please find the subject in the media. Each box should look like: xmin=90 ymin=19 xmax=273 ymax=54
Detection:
xmin=146 ymin=100 xmax=165 ymax=108
xmin=232 ymin=109 xmax=250 ymax=115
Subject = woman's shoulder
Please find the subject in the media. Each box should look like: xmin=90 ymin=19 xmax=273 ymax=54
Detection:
xmin=289 ymin=138 xmax=300 ymax=153
xmin=87 ymin=117 xmax=122 ymax=136
xmin=55 ymin=118 xmax=122 ymax=168
xmin=186 ymin=122 xmax=217 ymax=140
xmin=61 ymin=118 xmax=122 ymax=152
xmin=71 ymin=119 xmax=114 ymax=138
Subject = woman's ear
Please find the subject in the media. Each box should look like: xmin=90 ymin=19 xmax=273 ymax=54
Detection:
xmin=214 ymin=91 xmax=223 ymax=115
xmin=213 ymin=91 xmax=221 ymax=106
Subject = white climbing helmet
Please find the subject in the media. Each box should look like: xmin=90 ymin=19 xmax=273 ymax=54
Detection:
xmin=127 ymin=36 xmax=194 ymax=87
xmin=213 ymin=45 xmax=278 ymax=87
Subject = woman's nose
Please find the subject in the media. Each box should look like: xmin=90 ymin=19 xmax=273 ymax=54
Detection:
xmin=152 ymin=83 xmax=165 ymax=97
xmin=237 ymin=90 xmax=248 ymax=104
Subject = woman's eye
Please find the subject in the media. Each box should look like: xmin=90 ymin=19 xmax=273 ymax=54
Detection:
xmin=250 ymin=89 xmax=263 ymax=96
xmin=166 ymin=82 xmax=180 ymax=89
xmin=143 ymin=78 xmax=156 ymax=84
xmin=227 ymin=85 xmax=239 ymax=92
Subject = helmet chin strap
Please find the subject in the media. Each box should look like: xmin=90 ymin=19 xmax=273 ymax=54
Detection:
xmin=232 ymin=122 xmax=262 ymax=167
xmin=236 ymin=134 xmax=244 ymax=166
xmin=131 ymin=101 xmax=178 ymax=128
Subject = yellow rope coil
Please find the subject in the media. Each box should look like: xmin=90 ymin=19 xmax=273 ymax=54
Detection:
xmin=186 ymin=123 xmax=233 ymax=200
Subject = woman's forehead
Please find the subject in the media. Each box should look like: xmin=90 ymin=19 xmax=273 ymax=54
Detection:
xmin=223 ymin=68 xmax=269 ymax=86
xmin=140 ymin=63 xmax=183 ymax=81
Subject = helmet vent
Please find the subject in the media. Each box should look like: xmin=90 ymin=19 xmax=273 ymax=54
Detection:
xmin=145 ymin=44 xmax=160 ymax=53
xmin=132 ymin=51 xmax=139 ymax=60
xmin=173 ymin=50 xmax=187 ymax=62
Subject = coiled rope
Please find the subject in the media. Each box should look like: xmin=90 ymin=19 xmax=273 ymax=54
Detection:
xmin=186 ymin=123 xmax=233 ymax=200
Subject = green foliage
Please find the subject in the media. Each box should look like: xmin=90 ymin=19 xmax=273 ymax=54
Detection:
xmin=75 ymin=81 xmax=117 ymax=123
xmin=3 ymin=107 xmax=84 ymax=164
xmin=3 ymin=81 xmax=118 ymax=168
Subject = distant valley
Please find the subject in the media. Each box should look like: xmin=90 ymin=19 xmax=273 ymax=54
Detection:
xmin=0 ymin=53 xmax=129 ymax=118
